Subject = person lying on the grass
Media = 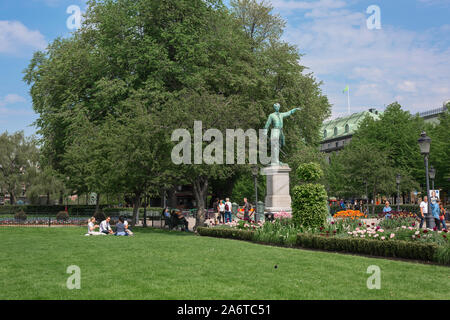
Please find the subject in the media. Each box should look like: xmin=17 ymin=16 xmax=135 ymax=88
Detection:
xmin=99 ymin=217 xmax=113 ymax=235
xmin=122 ymin=216 xmax=133 ymax=236
xmin=115 ymin=216 xmax=128 ymax=236
xmin=86 ymin=217 xmax=105 ymax=236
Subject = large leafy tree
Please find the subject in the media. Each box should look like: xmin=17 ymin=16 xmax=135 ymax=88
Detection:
xmin=0 ymin=132 xmax=39 ymax=204
xmin=429 ymin=104 xmax=450 ymax=193
xmin=324 ymin=103 xmax=426 ymax=203
xmin=24 ymin=0 xmax=330 ymax=228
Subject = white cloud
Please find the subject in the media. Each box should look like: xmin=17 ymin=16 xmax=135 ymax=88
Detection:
xmin=0 ymin=94 xmax=27 ymax=107
xmin=0 ymin=21 xmax=47 ymax=55
xmin=0 ymin=94 xmax=34 ymax=116
xmin=272 ymin=0 xmax=450 ymax=117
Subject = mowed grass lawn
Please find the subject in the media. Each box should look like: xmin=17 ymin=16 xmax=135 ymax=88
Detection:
xmin=0 ymin=227 xmax=449 ymax=300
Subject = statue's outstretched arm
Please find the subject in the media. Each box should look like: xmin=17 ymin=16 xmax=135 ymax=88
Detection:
xmin=281 ymin=107 xmax=300 ymax=118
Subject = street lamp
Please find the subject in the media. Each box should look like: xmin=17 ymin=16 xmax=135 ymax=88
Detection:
xmin=396 ymin=174 xmax=401 ymax=212
xmin=251 ymin=165 xmax=259 ymax=222
xmin=417 ymin=132 xmax=434 ymax=229
xmin=364 ymin=179 xmax=368 ymax=214
xmin=429 ymin=165 xmax=436 ymax=190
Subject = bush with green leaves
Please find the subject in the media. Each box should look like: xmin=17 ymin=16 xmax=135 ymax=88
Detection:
xmin=56 ymin=211 xmax=69 ymax=221
xmin=296 ymin=162 xmax=323 ymax=183
xmin=296 ymin=233 xmax=442 ymax=263
xmin=197 ymin=227 xmax=254 ymax=241
xmin=14 ymin=210 xmax=27 ymax=221
xmin=292 ymin=162 xmax=328 ymax=229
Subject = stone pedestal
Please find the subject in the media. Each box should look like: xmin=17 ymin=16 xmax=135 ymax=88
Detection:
xmin=261 ymin=165 xmax=292 ymax=214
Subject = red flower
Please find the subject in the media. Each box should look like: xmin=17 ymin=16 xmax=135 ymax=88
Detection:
xmin=423 ymin=230 xmax=428 ymax=234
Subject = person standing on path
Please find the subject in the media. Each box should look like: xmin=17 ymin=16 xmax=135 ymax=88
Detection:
xmin=419 ymin=196 xmax=428 ymax=229
xmin=431 ymin=199 xmax=442 ymax=231
xmin=218 ymin=200 xmax=225 ymax=224
xmin=439 ymin=201 xmax=447 ymax=230
xmin=243 ymin=197 xmax=252 ymax=221
xmin=225 ymin=198 xmax=232 ymax=223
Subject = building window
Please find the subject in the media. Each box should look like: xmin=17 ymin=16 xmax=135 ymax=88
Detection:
xmin=336 ymin=142 xmax=339 ymax=148
xmin=323 ymin=130 xmax=327 ymax=138
xmin=345 ymin=124 xmax=349 ymax=133
xmin=334 ymin=127 xmax=338 ymax=135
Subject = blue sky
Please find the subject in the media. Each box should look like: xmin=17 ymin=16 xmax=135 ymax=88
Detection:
xmin=1 ymin=0 xmax=449 ymax=137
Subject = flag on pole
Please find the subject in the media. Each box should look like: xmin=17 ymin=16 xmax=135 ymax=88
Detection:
xmin=343 ymin=85 xmax=349 ymax=93
xmin=343 ymin=85 xmax=350 ymax=115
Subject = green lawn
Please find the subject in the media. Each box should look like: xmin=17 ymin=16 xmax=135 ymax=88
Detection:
xmin=0 ymin=227 xmax=448 ymax=300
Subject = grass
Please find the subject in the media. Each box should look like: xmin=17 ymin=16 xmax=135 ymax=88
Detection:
xmin=0 ymin=227 xmax=449 ymax=300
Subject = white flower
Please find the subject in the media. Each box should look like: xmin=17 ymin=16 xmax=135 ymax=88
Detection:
xmin=390 ymin=233 xmax=395 ymax=239
xmin=415 ymin=231 xmax=420 ymax=235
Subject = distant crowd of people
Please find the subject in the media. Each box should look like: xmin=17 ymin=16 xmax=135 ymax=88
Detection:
xmin=86 ymin=216 xmax=134 ymax=236
xmin=213 ymin=197 xmax=253 ymax=223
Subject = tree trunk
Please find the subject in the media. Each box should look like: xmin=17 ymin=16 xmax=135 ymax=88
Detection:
xmin=46 ymin=192 xmax=50 ymax=205
xmin=59 ymin=191 xmax=63 ymax=205
xmin=131 ymin=193 xmax=141 ymax=227
xmin=193 ymin=177 xmax=209 ymax=231
xmin=10 ymin=191 xmax=15 ymax=205
xmin=95 ymin=193 xmax=101 ymax=215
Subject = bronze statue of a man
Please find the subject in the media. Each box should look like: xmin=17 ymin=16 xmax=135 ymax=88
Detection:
xmin=263 ymin=103 xmax=300 ymax=166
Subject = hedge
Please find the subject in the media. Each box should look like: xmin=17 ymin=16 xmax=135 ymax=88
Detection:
xmin=197 ymin=227 xmax=254 ymax=241
xmin=197 ymin=226 xmax=449 ymax=264
xmin=102 ymin=207 xmax=164 ymax=217
xmin=0 ymin=205 xmax=164 ymax=217
xmin=296 ymin=234 xmax=443 ymax=263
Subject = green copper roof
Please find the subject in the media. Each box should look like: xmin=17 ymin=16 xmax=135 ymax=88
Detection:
xmin=321 ymin=109 xmax=382 ymax=141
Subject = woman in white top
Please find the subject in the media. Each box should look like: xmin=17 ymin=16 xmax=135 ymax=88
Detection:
xmin=218 ymin=200 xmax=226 ymax=224
xmin=86 ymin=217 xmax=105 ymax=236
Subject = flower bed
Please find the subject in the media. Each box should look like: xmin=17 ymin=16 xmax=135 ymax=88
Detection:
xmin=333 ymin=210 xmax=367 ymax=220
xmin=199 ymin=213 xmax=450 ymax=265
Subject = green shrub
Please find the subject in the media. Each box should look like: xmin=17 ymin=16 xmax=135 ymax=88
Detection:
xmin=292 ymin=184 xmax=328 ymax=229
xmin=56 ymin=211 xmax=69 ymax=221
xmin=296 ymin=162 xmax=323 ymax=183
xmin=434 ymin=244 xmax=450 ymax=265
xmin=197 ymin=227 xmax=254 ymax=241
xmin=14 ymin=210 xmax=27 ymax=221
xmin=253 ymin=219 xmax=299 ymax=246
xmin=296 ymin=233 xmax=439 ymax=262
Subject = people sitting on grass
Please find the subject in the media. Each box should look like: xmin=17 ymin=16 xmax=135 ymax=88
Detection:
xmin=115 ymin=216 xmax=128 ymax=236
xmin=171 ymin=209 xmax=189 ymax=232
xmin=85 ymin=217 xmax=105 ymax=236
xmin=99 ymin=216 xmax=113 ymax=235
xmin=122 ymin=216 xmax=133 ymax=236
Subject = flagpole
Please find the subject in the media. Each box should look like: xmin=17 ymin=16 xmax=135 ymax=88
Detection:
xmin=347 ymin=87 xmax=350 ymax=115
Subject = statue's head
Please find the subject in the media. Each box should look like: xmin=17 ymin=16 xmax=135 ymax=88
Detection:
xmin=273 ymin=103 xmax=280 ymax=112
